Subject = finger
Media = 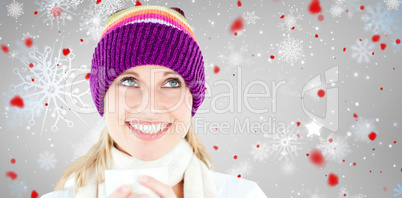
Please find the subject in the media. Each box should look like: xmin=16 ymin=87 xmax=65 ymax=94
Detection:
xmin=108 ymin=185 xmax=132 ymax=198
xmin=139 ymin=175 xmax=174 ymax=197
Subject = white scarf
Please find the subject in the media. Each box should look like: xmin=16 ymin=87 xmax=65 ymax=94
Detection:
xmin=74 ymin=138 xmax=219 ymax=198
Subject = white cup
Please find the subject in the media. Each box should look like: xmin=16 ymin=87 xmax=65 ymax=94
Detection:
xmin=105 ymin=167 xmax=168 ymax=198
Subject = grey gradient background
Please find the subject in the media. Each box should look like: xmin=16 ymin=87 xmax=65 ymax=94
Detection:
xmin=1 ymin=0 xmax=402 ymax=197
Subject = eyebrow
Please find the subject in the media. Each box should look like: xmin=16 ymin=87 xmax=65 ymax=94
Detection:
xmin=121 ymin=71 xmax=178 ymax=77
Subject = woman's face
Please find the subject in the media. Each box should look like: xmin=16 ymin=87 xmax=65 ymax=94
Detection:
xmin=103 ymin=65 xmax=193 ymax=161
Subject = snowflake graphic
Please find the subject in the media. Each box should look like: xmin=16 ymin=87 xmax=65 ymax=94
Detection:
xmin=8 ymin=180 xmax=28 ymax=198
xmin=361 ymin=2 xmax=401 ymax=35
xmin=384 ymin=0 xmax=401 ymax=10
xmin=11 ymin=39 xmax=39 ymax=62
xmin=8 ymin=50 xmax=18 ymax=61
xmin=242 ymin=11 xmax=260 ymax=25
xmin=10 ymin=39 xmax=90 ymax=134
xmin=329 ymin=3 xmax=345 ymax=18
xmin=267 ymin=123 xmax=303 ymax=161
xmin=69 ymin=0 xmax=83 ymax=10
xmin=328 ymin=0 xmax=347 ymax=18
xmin=316 ymin=134 xmax=336 ymax=156
xmin=328 ymin=136 xmax=351 ymax=162
xmin=276 ymin=34 xmax=305 ymax=66
xmin=338 ymin=186 xmax=364 ymax=198
xmin=7 ymin=0 xmax=24 ymax=20
xmin=218 ymin=41 xmax=252 ymax=68
xmin=335 ymin=0 xmax=347 ymax=5
xmin=95 ymin=0 xmax=130 ymax=18
xmin=37 ymin=150 xmax=57 ymax=171
xmin=351 ymin=39 xmax=374 ymax=64
xmin=250 ymin=141 xmax=270 ymax=162
xmin=224 ymin=160 xmax=253 ymax=177
xmin=278 ymin=8 xmax=303 ymax=32
xmin=394 ymin=184 xmax=402 ymax=197
xmin=317 ymin=134 xmax=351 ymax=163
xmin=22 ymin=32 xmax=39 ymax=40
xmin=350 ymin=117 xmax=378 ymax=143
xmin=79 ymin=2 xmax=107 ymax=43
xmin=345 ymin=0 xmax=361 ymax=18
xmin=34 ymin=0 xmax=75 ymax=29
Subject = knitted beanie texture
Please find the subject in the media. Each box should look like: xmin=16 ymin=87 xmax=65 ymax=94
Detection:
xmin=90 ymin=5 xmax=205 ymax=117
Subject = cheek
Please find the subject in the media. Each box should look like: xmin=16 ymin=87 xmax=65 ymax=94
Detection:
xmin=159 ymin=89 xmax=183 ymax=106
xmin=171 ymin=112 xmax=191 ymax=137
xmin=117 ymin=86 xmax=141 ymax=115
xmin=106 ymin=113 xmax=125 ymax=143
xmin=159 ymin=88 xmax=193 ymax=111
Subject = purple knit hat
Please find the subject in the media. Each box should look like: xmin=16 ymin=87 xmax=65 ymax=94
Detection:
xmin=90 ymin=5 xmax=205 ymax=117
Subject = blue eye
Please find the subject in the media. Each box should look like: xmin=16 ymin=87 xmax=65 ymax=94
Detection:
xmin=120 ymin=77 xmax=138 ymax=87
xmin=119 ymin=77 xmax=182 ymax=88
xmin=163 ymin=78 xmax=181 ymax=88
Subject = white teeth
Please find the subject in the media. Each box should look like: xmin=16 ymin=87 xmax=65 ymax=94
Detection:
xmin=129 ymin=123 xmax=169 ymax=134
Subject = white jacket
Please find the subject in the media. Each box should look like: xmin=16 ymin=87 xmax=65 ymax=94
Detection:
xmin=41 ymin=169 xmax=267 ymax=198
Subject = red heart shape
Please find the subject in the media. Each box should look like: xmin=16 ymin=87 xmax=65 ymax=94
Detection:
xmin=380 ymin=43 xmax=386 ymax=50
xmin=31 ymin=190 xmax=39 ymax=198
xmin=62 ymin=48 xmax=70 ymax=56
xmin=368 ymin=132 xmax=377 ymax=141
xmin=10 ymin=95 xmax=24 ymax=108
xmin=213 ymin=65 xmax=220 ymax=74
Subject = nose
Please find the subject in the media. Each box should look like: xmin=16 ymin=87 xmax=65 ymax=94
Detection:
xmin=137 ymin=79 xmax=164 ymax=116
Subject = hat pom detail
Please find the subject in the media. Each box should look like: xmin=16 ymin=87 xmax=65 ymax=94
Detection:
xmin=170 ymin=7 xmax=186 ymax=18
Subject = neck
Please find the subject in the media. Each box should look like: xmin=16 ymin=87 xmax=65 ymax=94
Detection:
xmin=115 ymin=143 xmax=131 ymax=156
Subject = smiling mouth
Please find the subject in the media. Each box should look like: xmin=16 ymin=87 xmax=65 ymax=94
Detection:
xmin=125 ymin=122 xmax=172 ymax=141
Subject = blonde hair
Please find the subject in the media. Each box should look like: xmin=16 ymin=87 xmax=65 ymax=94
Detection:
xmin=53 ymin=118 xmax=215 ymax=194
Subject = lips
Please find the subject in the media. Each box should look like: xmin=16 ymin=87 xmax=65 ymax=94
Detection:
xmin=125 ymin=122 xmax=172 ymax=141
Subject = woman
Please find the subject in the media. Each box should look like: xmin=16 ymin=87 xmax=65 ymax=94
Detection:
xmin=41 ymin=5 xmax=267 ymax=198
